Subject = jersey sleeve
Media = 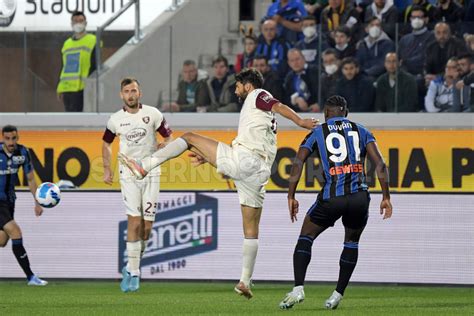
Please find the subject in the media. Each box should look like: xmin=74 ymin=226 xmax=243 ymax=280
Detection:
xmin=22 ymin=147 xmax=33 ymax=174
xmin=157 ymin=117 xmax=172 ymax=138
xmin=255 ymin=90 xmax=280 ymax=111
xmin=102 ymin=118 xmax=116 ymax=144
xmin=299 ymin=130 xmax=318 ymax=153
xmin=362 ymin=126 xmax=376 ymax=145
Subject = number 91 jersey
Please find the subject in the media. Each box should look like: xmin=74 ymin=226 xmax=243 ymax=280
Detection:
xmin=300 ymin=117 xmax=376 ymax=200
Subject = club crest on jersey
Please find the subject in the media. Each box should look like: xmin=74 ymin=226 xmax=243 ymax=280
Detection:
xmin=142 ymin=116 xmax=150 ymax=124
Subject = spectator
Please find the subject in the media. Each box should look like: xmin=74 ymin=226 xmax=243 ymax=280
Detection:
xmin=303 ymin=0 xmax=328 ymax=22
xmin=253 ymin=55 xmax=284 ymax=100
xmin=195 ymin=56 xmax=239 ymax=112
xmin=453 ymin=54 xmax=473 ymax=111
xmin=295 ymin=16 xmax=329 ymax=66
xmin=57 ymin=11 xmax=97 ymax=112
xmin=425 ymin=57 xmax=459 ymax=112
xmin=265 ymin=0 xmax=307 ymax=44
xmin=375 ymin=53 xmax=419 ymax=112
xmin=255 ymin=19 xmax=292 ymax=77
xmin=402 ymin=0 xmax=438 ymax=24
xmin=434 ymin=0 xmax=464 ymax=23
xmin=320 ymin=0 xmax=361 ymax=37
xmin=464 ymin=34 xmax=474 ymax=54
xmin=161 ymin=60 xmax=203 ymax=113
xmin=425 ymin=22 xmax=467 ymax=81
xmin=333 ymin=26 xmax=357 ymax=59
xmin=356 ymin=17 xmax=395 ymax=79
xmin=235 ymin=27 xmax=257 ymax=73
xmin=398 ymin=6 xmax=435 ymax=76
xmin=364 ymin=0 xmax=399 ymax=40
xmin=336 ymin=57 xmax=375 ymax=111
xmin=320 ymin=48 xmax=342 ymax=104
xmin=283 ymin=48 xmax=320 ymax=112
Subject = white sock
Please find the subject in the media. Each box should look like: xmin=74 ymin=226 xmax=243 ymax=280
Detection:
xmin=293 ymin=285 xmax=304 ymax=293
xmin=140 ymin=240 xmax=146 ymax=259
xmin=240 ymin=238 xmax=258 ymax=286
xmin=126 ymin=241 xmax=141 ymax=276
xmin=142 ymin=138 xmax=188 ymax=171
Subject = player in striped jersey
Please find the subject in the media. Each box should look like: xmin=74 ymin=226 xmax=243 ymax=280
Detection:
xmin=279 ymin=95 xmax=392 ymax=310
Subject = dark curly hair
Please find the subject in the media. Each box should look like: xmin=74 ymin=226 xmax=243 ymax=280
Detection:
xmin=325 ymin=95 xmax=347 ymax=111
xmin=235 ymin=68 xmax=263 ymax=89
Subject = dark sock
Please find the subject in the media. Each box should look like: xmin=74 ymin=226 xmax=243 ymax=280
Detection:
xmin=336 ymin=242 xmax=359 ymax=295
xmin=12 ymin=238 xmax=34 ymax=280
xmin=293 ymin=235 xmax=314 ymax=286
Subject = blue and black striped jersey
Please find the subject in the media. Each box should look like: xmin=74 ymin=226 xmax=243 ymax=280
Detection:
xmin=300 ymin=117 xmax=376 ymax=200
xmin=0 ymin=144 xmax=33 ymax=203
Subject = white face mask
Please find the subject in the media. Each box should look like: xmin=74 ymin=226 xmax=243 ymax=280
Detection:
xmin=368 ymin=26 xmax=381 ymax=39
xmin=302 ymin=26 xmax=317 ymax=38
xmin=335 ymin=43 xmax=348 ymax=51
xmin=72 ymin=23 xmax=86 ymax=34
xmin=324 ymin=64 xmax=338 ymax=75
xmin=411 ymin=18 xmax=424 ymax=30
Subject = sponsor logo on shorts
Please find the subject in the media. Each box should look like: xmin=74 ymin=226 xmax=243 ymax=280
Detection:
xmin=118 ymin=193 xmax=218 ymax=272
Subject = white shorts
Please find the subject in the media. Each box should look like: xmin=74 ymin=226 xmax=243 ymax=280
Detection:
xmin=216 ymin=142 xmax=271 ymax=208
xmin=119 ymin=175 xmax=160 ymax=222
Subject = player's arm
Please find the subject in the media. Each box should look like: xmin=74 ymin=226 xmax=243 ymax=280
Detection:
xmin=366 ymin=141 xmax=392 ymax=219
xmin=26 ymin=170 xmax=43 ymax=217
xmin=272 ymin=102 xmax=318 ymax=129
xmin=102 ymin=141 xmax=113 ymax=185
xmin=287 ymin=147 xmax=312 ymax=223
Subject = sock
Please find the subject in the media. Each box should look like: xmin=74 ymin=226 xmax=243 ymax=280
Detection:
xmin=11 ymin=238 xmax=34 ymax=280
xmin=336 ymin=242 xmax=359 ymax=295
xmin=140 ymin=240 xmax=146 ymax=259
xmin=143 ymin=138 xmax=188 ymax=172
xmin=240 ymin=238 xmax=258 ymax=286
xmin=293 ymin=235 xmax=314 ymax=286
xmin=126 ymin=241 xmax=141 ymax=276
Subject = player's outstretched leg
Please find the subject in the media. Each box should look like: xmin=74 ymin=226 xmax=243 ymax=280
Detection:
xmin=280 ymin=216 xmax=327 ymax=309
xmin=325 ymin=226 xmax=365 ymax=309
xmin=118 ymin=133 xmax=219 ymax=180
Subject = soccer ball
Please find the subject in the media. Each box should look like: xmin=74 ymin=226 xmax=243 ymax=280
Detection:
xmin=35 ymin=182 xmax=61 ymax=208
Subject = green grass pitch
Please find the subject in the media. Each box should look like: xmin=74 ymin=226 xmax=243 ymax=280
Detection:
xmin=1 ymin=281 xmax=473 ymax=315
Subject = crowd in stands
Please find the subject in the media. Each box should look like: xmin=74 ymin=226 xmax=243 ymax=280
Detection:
xmin=162 ymin=0 xmax=474 ymax=113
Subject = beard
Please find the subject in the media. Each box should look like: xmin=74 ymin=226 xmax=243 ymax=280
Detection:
xmin=237 ymin=90 xmax=249 ymax=103
xmin=125 ymin=98 xmax=139 ymax=108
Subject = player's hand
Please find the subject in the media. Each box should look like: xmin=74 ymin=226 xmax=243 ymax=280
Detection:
xmin=298 ymin=117 xmax=319 ymax=130
xmin=455 ymin=80 xmax=464 ymax=90
xmin=380 ymin=198 xmax=392 ymax=220
xmin=188 ymin=152 xmax=207 ymax=167
xmin=34 ymin=203 xmax=43 ymax=217
xmin=288 ymin=197 xmax=299 ymax=223
xmin=103 ymin=168 xmax=113 ymax=185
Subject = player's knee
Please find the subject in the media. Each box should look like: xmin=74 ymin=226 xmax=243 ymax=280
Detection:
xmin=181 ymin=132 xmax=196 ymax=144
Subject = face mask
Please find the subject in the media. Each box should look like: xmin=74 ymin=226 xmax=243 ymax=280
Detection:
xmin=325 ymin=64 xmax=338 ymax=75
xmin=411 ymin=18 xmax=424 ymax=30
xmin=72 ymin=23 xmax=86 ymax=34
xmin=302 ymin=26 xmax=317 ymax=38
xmin=335 ymin=43 xmax=348 ymax=51
xmin=368 ymin=26 xmax=381 ymax=38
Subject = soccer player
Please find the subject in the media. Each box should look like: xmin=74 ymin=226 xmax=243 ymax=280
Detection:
xmin=0 ymin=125 xmax=48 ymax=286
xmin=279 ymin=95 xmax=393 ymax=310
xmin=102 ymin=77 xmax=173 ymax=293
xmin=118 ymin=68 xmax=318 ymax=299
